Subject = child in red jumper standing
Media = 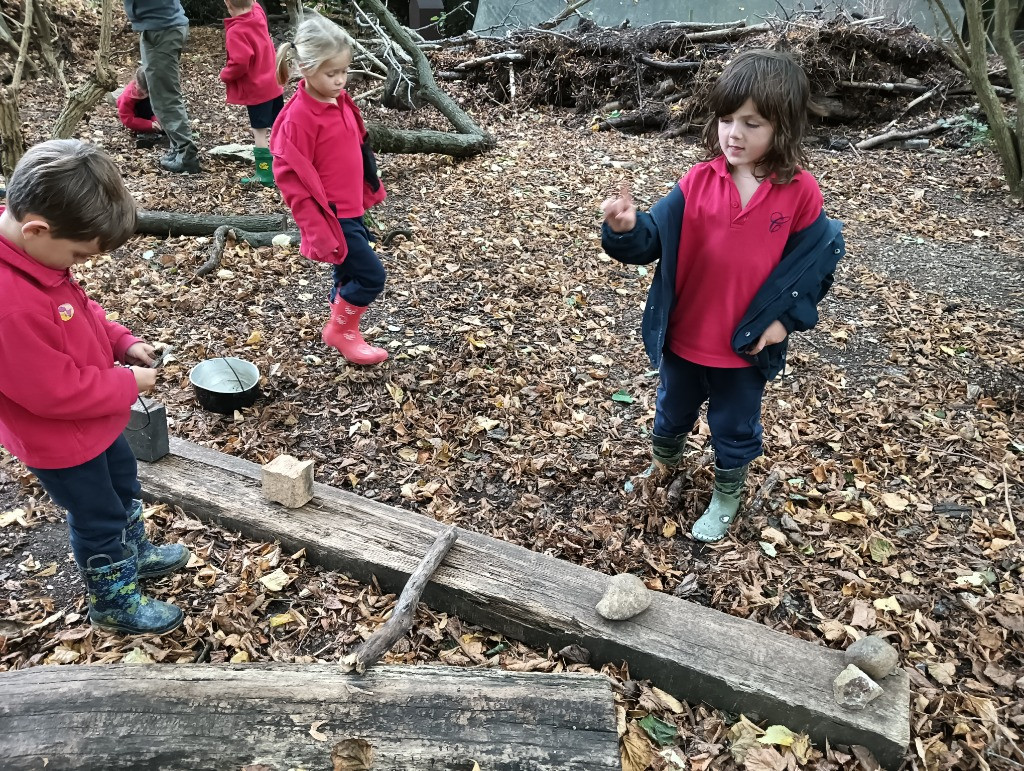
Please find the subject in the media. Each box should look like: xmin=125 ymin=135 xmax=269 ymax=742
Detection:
xmin=0 ymin=140 xmax=189 ymax=634
xmin=220 ymin=0 xmax=284 ymax=186
xmin=602 ymin=51 xmax=845 ymax=543
xmin=271 ymin=14 xmax=388 ymax=365
xmin=116 ymin=68 xmax=165 ymax=148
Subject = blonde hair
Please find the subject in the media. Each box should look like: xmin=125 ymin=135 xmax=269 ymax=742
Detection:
xmin=5 ymin=140 xmax=137 ymax=251
xmin=275 ymin=13 xmax=352 ymax=86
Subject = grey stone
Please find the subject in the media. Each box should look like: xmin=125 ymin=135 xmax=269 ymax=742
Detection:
xmin=123 ymin=397 xmax=169 ymax=462
xmin=207 ymin=143 xmax=255 ymax=163
xmin=845 ymin=635 xmax=900 ymax=680
xmin=596 ymin=573 xmax=651 ymax=621
xmin=833 ymin=664 xmax=884 ymax=710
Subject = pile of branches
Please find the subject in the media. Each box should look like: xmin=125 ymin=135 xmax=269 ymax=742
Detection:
xmin=428 ymin=15 xmax=980 ymax=139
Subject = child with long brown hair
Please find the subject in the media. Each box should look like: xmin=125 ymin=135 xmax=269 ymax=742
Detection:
xmin=602 ymin=50 xmax=845 ymax=542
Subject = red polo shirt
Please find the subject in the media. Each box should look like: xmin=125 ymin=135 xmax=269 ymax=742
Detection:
xmin=667 ymin=155 xmax=823 ymax=368
xmin=285 ymin=85 xmax=366 ymax=218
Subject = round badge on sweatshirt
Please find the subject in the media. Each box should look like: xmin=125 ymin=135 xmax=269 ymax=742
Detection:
xmin=58 ymin=303 xmax=75 ymax=322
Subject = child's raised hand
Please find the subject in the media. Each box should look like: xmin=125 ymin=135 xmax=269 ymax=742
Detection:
xmin=131 ymin=366 xmax=157 ymax=393
xmin=601 ymin=183 xmax=637 ymax=233
xmin=125 ymin=341 xmax=156 ymax=366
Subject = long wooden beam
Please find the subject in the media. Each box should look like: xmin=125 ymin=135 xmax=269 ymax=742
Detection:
xmin=0 ymin=664 xmax=620 ymax=770
xmin=137 ymin=438 xmax=910 ymax=768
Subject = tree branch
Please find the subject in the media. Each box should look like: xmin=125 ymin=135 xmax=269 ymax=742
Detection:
xmin=340 ymin=526 xmax=458 ymax=674
xmin=11 ymin=0 xmax=35 ymax=90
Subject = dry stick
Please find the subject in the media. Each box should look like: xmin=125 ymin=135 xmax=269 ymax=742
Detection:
xmin=453 ymin=50 xmax=525 ymax=71
xmin=195 ymin=225 xmax=299 ymax=278
xmin=881 ymin=86 xmax=938 ymax=131
xmin=855 ymin=116 xmax=969 ymax=150
xmin=747 ymin=469 xmax=783 ymax=515
xmin=537 ymin=0 xmax=597 ymax=30
xmin=341 ymin=525 xmax=459 ymax=674
xmin=637 ymin=55 xmax=701 ymax=73
xmin=1002 ymin=465 xmax=1018 ymax=541
xmin=11 ymin=0 xmax=35 ymax=89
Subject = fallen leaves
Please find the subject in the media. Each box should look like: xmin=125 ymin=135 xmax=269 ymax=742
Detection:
xmin=331 ymin=738 xmax=373 ymax=771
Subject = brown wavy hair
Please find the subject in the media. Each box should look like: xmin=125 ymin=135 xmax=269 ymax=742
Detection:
xmin=6 ymin=140 xmax=137 ymax=251
xmin=700 ymin=50 xmax=811 ymax=183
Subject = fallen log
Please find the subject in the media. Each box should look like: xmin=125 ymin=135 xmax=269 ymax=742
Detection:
xmin=855 ymin=115 xmax=969 ymax=149
xmin=136 ymin=209 xmax=288 ymax=237
xmin=596 ymin=109 xmax=669 ymax=132
xmin=342 ymin=525 xmax=458 ymax=673
xmin=136 ymin=438 xmax=912 ymax=769
xmin=0 ymin=664 xmax=620 ymax=771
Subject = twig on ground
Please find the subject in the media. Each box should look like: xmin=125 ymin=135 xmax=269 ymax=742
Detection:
xmin=1003 ymin=464 xmax=1018 ymax=540
xmin=748 ymin=469 xmax=783 ymax=515
xmin=340 ymin=525 xmax=459 ymax=674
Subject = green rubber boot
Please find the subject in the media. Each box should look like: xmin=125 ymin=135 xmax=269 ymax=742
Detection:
xmin=691 ymin=463 xmax=748 ymax=542
xmin=242 ymin=147 xmax=275 ymax=187
xmin=651 ymin=433 xmax=686 ymax=469
xmin=627 ymin=434 xmax=687 ymax=491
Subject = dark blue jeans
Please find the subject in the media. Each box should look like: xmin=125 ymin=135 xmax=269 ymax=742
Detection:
xmin=331 ymin=217 xmax=386 ymax=307
xmin=28 ymin=435 xmax=140 ymax=567
xmin=653 ymin=349 xmax=768 ymax=469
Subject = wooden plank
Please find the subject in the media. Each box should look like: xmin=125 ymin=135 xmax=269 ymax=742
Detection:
xmin=0 ymin=664 xmax=620 ymax=770
xmin=138 ymin=438 xmax=911 ymax=768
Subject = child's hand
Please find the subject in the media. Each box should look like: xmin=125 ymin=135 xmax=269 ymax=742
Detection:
xmin=125 ymin=342 xmax=156 ymax=366
xmin=748 ymin=320 xmax=788 ymax=355
xmin=152 ymin=119 xmax=161 ymax=131
xmin=131 ymin=366 xmax=157 ymax=393
xmin=601 ymin=183 xmax=637 ymax=233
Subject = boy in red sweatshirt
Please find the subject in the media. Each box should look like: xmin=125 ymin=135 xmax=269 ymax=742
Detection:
xmin=220 ymin=0 xmax=284 ymax=186
xmin=0 ymin=140 xmax=188 ymax=635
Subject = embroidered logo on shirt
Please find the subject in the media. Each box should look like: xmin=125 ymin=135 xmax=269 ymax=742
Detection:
xmin=769 ymin=212 xmax=791 ymax=233
xmin=58 ymin=303 xmax=75 ymax=322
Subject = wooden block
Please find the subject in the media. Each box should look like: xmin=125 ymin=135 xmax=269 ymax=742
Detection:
xmin=122 ymin=397 xmax=169 ymax=462
xmin=0 ymin=664 xmax=620 ymax=770
xmin=261 ymin=455 xmax=313 ymax=508
xmin=140 ymin=439 xmax=911 ymax=769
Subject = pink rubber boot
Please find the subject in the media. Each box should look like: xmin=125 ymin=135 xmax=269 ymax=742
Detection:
xmin=322 ymin=297 xmax=389 ymax=365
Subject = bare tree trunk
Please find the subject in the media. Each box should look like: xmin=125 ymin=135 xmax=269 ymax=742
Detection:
xmin=930 ymin=0 xmax=1024 ymax=195
xmin=993 ymin=0 xmax=1024 ymax=182
xmin=353 ymin=0 xmax=495 ymax=156
xmin=31 ymin=0 xmax=66 ymax=91
xmin=0 ymin=89 xmax=26 ymax=178
xmin=0 ymin=0 xmax=34 ymax=177
xmin=51 ymin=0 xmax=115 ymax=138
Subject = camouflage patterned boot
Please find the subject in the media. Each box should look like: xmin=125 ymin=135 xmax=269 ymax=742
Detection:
xmin=124 ymin=499 xmax=190 ymax=579
xmin=85 ymin=545 xmax=184 ymax=634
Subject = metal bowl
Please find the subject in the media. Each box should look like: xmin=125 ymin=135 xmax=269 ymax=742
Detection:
xmin=188 ymin=357 xmax=260 ymax=414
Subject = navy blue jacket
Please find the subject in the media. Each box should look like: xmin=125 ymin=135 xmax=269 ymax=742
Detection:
xmin=602 ymin=182 xmax=845 ymax=380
